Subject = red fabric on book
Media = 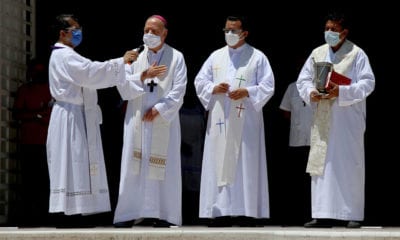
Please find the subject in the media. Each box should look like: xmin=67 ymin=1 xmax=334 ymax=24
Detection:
xmin=325 ymin=70 xmax=351 ymax=90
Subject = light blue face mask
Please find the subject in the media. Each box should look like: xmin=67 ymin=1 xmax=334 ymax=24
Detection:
xmin=225 ymin=32 xmax=240 ymax=46
xmin=324 ymin=30 xmax=340 ymax=47
xmin=143 ymin=33 xmax=161 ymax=49
xmin=71 ymin=29 xmax=83 ymax=47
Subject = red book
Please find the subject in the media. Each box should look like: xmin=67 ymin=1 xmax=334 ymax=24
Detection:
xmin=325 ymin=70 xmax=351 ymax=91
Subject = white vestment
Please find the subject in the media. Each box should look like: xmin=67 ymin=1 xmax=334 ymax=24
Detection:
xmin=195 ymin=44 xmax=274 ymax=218
xmin=47 ymin=42 xmax=128 ymax=215
xmin=114 ymin=44 xmax=187 ymax=226
xmin=279 ymin=82 xmax=313 ymax=147
xmin=297 ymin=40 xmax=375 ymax=221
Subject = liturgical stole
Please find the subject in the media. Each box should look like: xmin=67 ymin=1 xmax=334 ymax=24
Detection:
xmin=82 ymin=88 xmax=103 ymax=194
xmin=132 ymin=47 xmax=174 ymax=180
xmin=307 ymin=41 xmax=358 ymax=176
xmin=210 ymin=46 xmax=253 ymax=186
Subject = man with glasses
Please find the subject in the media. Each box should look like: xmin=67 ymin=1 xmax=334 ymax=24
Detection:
xmin=194 ymin=15 xmax=274 ymax=227
xmin=297 ymin=11 xmax=375 ymax=228
xmin=46 ymin=14 xmax=140 ymax=227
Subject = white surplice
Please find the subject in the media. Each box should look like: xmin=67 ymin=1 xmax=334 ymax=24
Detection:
xmin=47 ymin=42 xmax=128 ymax=215
xmin=296 ymin=40 xmax=375 ymax=221
xmin=114 ymin=44 xmax=187 ymax=226
xmin=195 ymin=44 xmax=274 ymax=219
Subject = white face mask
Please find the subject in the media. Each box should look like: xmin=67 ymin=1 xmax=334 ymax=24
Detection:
xmin=324 ymin=30 xmax=341 ymax=47
xmin=143 ymin=33 xmax=161 ymax=49
xmin=225 ymin=32 xmax=240 ymax=47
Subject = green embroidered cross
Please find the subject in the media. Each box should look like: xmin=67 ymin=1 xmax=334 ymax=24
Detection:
xmin=236 ymin=75 xmax=246 ymax=87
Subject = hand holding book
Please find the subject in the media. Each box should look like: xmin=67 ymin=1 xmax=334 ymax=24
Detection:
xmin=325 ymin=70 xmax=351 ymax=91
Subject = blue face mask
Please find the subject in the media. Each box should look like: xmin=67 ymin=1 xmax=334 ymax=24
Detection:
xmin=324 ymin=30 xmax=340 ymax=47
xmin=70 ymin=29 xmax=82 ymax=47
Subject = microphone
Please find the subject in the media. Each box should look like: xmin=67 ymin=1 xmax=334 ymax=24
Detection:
xmin=129 ymin=45 xmax=145 ymax=64
xmin=135 ymin=44 xmax=145 ymax=53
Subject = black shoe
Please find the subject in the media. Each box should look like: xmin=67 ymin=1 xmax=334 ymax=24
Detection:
xmin=113 ymin=220 xmax=134 ymax=228
xmin=208 ymin=216 xmax=232 ymax=227
xmin=153 ymin=219 xmax=175 ymax=228
xmin=233 ymin=216 xmax=258 ymax=227
xmin=304 ymin=219 xmax=332 ymax=228
xmin=134 ymin=218 xmax=157 ymax=226
xmin=347 ymin=221 xmax=361 ymax=228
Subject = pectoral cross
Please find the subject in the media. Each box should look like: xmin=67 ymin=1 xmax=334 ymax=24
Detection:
xmin=147 ymin=80 xmax=157 ymax=92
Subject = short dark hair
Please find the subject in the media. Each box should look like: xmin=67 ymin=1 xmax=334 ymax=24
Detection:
xmin=50 ymin=14 xmax=79 ymax=42
xmin=54 ymin=14 xmax=79 ymax=31
xmin=226 ymin=15 xmax=248 ymax=31
xmin=325 ymin=11 xmax=350 ymax=30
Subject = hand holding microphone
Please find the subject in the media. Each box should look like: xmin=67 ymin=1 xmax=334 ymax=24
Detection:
xmin=129 ymin=45 xmax=144 ymax=64
xmin=123 ymin=44 xmax=145 ymax=64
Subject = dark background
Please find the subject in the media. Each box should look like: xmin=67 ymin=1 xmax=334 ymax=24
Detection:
xmin=34 ymin=0 xmax=397 ymax=226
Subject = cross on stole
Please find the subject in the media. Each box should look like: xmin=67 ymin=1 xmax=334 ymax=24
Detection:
xmin=216 ymin=118 xmax=225 ymax=134
xmin=147 ymin=80 xmax=158 ymax=92
xmin=236 ymin=103 xmax=245 ymax=117
xmin=236 ymin=75 xmax=246 ymax=87
xmin=213 ymin=65 xmax=221 ymax=78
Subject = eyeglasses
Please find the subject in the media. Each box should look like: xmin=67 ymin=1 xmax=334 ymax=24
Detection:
xmin=64 ymin=27 xmax=82 ymax=32
xmin=222 ymin=28 xmax=242 ymax=34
